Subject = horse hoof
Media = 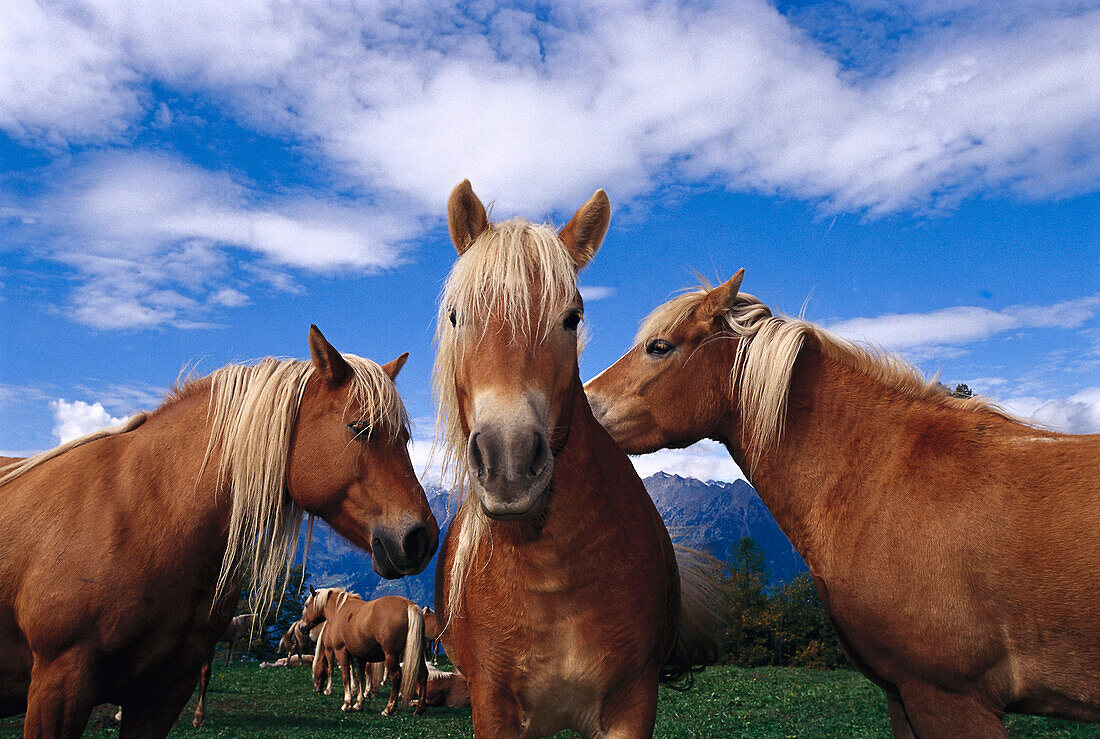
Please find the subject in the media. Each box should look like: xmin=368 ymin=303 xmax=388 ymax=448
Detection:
xmin=381 ymin=708 xmax=395 ymax=717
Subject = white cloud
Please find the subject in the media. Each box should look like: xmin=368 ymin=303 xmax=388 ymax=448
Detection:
xmin=15 ymin=151 xmax=419 ymax=328
xmin=827 ymin=296 xmax=1100 ymax=352
xmin=50 ymin=399 xmax=127 ymax=443
xmin=2 ymin=2 xmax=1098 ymax=328
xmin=579 ymin=285 xmax=615 ymax=301
xmin=2 ymin=0 xmax=1097 ymax=216
xmin=629 ymin=441 xmax=748 ymax=484
xmin=1000 ymin=387 xmax=1100 ymax=434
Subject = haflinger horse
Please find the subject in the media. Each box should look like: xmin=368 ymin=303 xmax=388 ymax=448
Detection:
xmin=433 ymin=181 xmax=721 ymax=738
xmin=0 ymin=326 xmax=438 ymax=738
xmin=418 ymin=666 xmax=470 ymax=709
xmin=585 ymin=270 xmax=1100 ymax=738
xmin=221 ymin=613 xmax=259 ymax=666
xmin=302 ymin=588 xmax=426 ymax=715
xmin=277 ymin=619 xmax=314 ymax=664
xmin=422 ymin=606 xmax=441 ymax=665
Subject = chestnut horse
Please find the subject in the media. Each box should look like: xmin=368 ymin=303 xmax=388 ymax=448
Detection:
xmin=277 ymin=619 xmax=313 ymax=664
xmin=422 ymin=606 xmax=441 ymax=665
xmin=302 ymin=588 xmax=426 ymax=716
xmin=433 ymin=181 xmax=720 ymax=738
xmin=585 ymin=270 xmax=1100 ymax=737
xmin=0 ymin=326 xmax=438 ymax=738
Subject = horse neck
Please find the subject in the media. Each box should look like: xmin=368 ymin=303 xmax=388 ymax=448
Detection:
xmin=716 ymin=343 xmax=943 ymax=569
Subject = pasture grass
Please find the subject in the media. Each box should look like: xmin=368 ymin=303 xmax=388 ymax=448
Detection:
xmin=2 ymin=662 xmax=1098 ymax=737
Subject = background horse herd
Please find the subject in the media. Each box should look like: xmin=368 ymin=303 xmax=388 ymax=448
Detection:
xmin=0 ymin=180 xmax=1096 ymax=738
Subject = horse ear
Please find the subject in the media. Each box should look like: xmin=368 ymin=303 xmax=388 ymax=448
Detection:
xmin=448 ymin=180 xmax=489 ymax=255
xmin=699 ymin=269 xmax=745 ymax=320
xmin=380 ymin=352 xmax=409 ymax=381
xmin=308 ymin=325 xmax=351 ymax=388
xmin=559 ymin=189 xmax=610 ymax=270
xmin=309 ymin=585 xmax=316 ymax=596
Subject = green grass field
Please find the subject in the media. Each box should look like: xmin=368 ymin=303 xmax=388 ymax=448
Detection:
xmin=3 ymin=663 xmax=1098 ymax=737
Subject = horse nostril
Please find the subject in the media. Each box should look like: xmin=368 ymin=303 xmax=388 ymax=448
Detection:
xmin=528 ymin=431 xmax=549 ymax=478
xmin=403 ymin=524 xmax=430 ymax=565
xmin=468 ymin=431 xmax=487 ymax=479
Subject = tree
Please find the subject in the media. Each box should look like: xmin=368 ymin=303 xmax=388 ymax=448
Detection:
xmin=721 ymin=537 xmax=773 ymax=666
xmin=951 ymin=383 xmax=973 ymax=399
xmin=233 ymin=563 xmax=313 ymax=660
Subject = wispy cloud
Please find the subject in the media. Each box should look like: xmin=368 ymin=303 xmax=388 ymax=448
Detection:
xmin=827 ymin=296 xmax=1100 ymax=352
xmin=999 ymin=387 xmax=1100 ymax=434
xmin=9 ymin=151 xmax=420 ymax=328
xmin=579 ymin=285 xmax=615 ymax=302
xmin=3 ymin=1 xmax=1097 ymax=215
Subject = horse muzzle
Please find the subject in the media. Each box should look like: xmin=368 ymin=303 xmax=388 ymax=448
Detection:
xmin=370 ymin=518 xmax=439 ymax=578
xmin=467 ymin=425 xmax=554 ymax=520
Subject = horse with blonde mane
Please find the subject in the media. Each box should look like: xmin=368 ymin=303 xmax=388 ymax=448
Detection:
xmin=585 ymin=271 xmax=1100 ymax=737
xmin=301 ymin=587 xmax=427 ymax=716
xmin=433 ymin=181 xmax=721 ymax=738
xmin=0 ymin=326 xmax=438 ymax=738
xmin=422 ymin=606 xmax=441 ymax=665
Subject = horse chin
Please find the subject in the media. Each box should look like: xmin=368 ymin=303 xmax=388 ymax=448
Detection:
xmin=370 ymin=547 xmax=404 ymax=579
xmin=477 ymin=483 xmax=550 ymax=522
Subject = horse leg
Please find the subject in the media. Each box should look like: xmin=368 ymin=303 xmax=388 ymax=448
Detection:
xmin=352 ymin=658 xmax=366 ymax=711
xmin=191 ymin=655 xmax=213 ymax=728
xmin=118 ymin=672 xmax=199 ymax=739
xmin=224 ymin=637 xmax=233 ymax=667
xmin=381 ymin=654 xmax=401 ymax=717
xmin=468 ymin=680 xmax=523 ymax=738
xmin=336 ymin=650 xmax=355 ymax=711
xmin=600 ymin=672 xmax=658 ymax=739
xmin=22 ymin=650 xmax=96 ymax=739
xmin=886 ymin=693 xmax=917 ymax=739
xmin=412 ymin=657 xmax=429 ymax=717
xmin=898 ymin=683 xmax=1006 ymax=738
xmin=323 ymin=648 xmax=333 ymax=695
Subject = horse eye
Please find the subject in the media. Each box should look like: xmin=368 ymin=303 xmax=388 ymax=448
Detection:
xmin=645 ymin=339 xmax=674 ymax=357
xmin=448 ymin=309 xmax=457 ymax=327
xmin=563 ymin=310 xmax=582 ymax=331
xmin=347 ymin=421 xmax=370 ymax=438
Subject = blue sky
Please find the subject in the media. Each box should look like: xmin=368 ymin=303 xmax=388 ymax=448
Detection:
xmin=2 ymin=0 xmax=1098 ymax=482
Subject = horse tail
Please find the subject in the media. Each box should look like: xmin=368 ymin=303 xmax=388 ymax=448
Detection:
xmin=400 ymin=602 xmax=426 ymax=706
xmin=660 ymin=544 xmax=724 ymax=689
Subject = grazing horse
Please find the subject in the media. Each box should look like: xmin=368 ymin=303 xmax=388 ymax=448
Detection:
xmin=277 ymin=620 xmax=313 ymax=664
xmin=422 ymin=606 xmax=441 ymax=665
xmin=433 ymin=181 xmax=720 ymax=738
xmin=302 ymin=588 xmax=427 ymax=715
xmin=585 ymin=271 xmax=1100 ymax=738
xmin=0 ymin=326 xmax=438 ymax=738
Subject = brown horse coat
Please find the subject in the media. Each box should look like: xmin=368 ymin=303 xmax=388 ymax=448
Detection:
xmin=433 ymin=182 xmax=718 ymax=738
xmin=586 ymin=272 xmax=1100 ymax=737
xmin=0 ymin=328 xmax=437 ymax=738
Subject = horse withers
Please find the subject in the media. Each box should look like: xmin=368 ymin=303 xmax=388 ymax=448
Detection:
xmin=0 ymin=326 xmax=438 ymax=738
xmin=433 ymin=181 xmax=721 ymax=737
xmin=585 ymin=271 xmax=1100 ymax=737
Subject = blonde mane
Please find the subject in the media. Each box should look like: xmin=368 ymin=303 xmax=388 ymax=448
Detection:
xmin=0 ymin=354 xmax=406 ymax=624
xmin=638 ymin=285 xmax=1014 ymax=472
xmin=207 ymin=357 xmax=406 ymax=619
xmin=432 ymin=218 xmax=579 ymax=620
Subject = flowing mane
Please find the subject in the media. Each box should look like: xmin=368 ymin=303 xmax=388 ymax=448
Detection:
xmin=432 ymin=217 xmax=579 ymax=617
xmin=1 ymin=355 xmax=407 ymax=621
xmin=638 ymin=285 xmax=1017 ymax=471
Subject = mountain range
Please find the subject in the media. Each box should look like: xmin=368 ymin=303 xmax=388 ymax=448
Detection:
xmin=302 ymin=473 xmax=806 ymax=607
